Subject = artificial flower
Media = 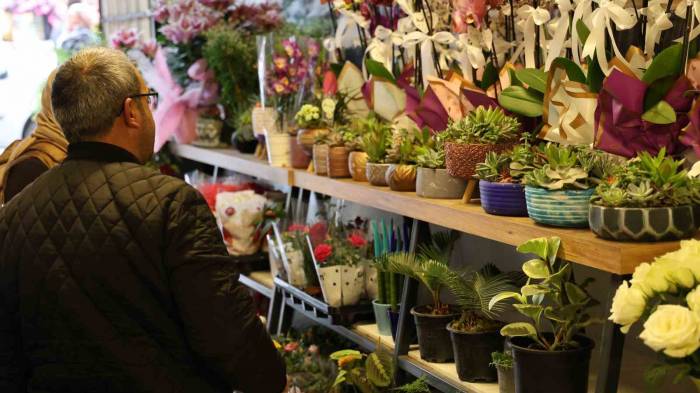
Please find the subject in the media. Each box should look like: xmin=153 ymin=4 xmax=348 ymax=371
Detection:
xmin=314 ymin=243 xmax=333 ymax=263
xmin=309 ymin=222 xmax=328 ymax=246
xmin=609 ymin=281 xmax=647 ymax=333
xmin=347 ymin=233 xmax=367 ymax=248
xmin=639 ymin=305 xmax=700 ymax=358
xmin=321 ymin=98 xmax=337 ymax=121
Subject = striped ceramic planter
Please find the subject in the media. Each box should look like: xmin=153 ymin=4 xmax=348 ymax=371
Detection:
xmin=589 ymin=205 xmax=698 ymax=241
xmin=525 ymin=187 xmax=594 ymax=228
xmin=479 ymin=181 xmax=528 ymax=216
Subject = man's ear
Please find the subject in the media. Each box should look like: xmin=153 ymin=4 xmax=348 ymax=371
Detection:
xmin=122 ymin=97 xmax=140 ymax=128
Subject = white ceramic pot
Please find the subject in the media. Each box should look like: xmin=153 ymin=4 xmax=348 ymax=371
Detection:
xmin=317 ymin=264 xmax=365 ymax=307
xmin=283 ymin=242 xmax=307 ymax=287
xmin=265 ymin=130 xmax=291 ymax=167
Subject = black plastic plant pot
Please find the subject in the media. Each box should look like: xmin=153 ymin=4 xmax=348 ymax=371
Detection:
xmin=411 ymin=305 xmax=460 ymax=363
xmin=510 ymin=335 xmax=594 ymax=393
xmin=387 ymin=308 xmax=417 ymax=344
xmin=232 ymin=137 xmax=258 ymax=154
xmin=497 ymin=365 xmax=515 ymax=393
xmin=447 ymin=324 xmax=503 ymax=382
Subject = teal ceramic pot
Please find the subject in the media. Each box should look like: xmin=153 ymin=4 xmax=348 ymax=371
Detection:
xmin=525 ymin=187 xmax=594 ymax=228
xmin=372 ymin=300 xmax=393 ymax=336
xmin=589 ymin=205 xmax=698 ymax=241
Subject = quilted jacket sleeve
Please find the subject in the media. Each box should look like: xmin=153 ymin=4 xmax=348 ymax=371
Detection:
xmin=164 ymin=185 xmax=286 ymax=393
xmin=0 ymin=217 xmax=25 ymax=392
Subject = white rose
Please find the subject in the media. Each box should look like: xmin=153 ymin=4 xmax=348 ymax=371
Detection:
xmin=609 ymin=281 xmax=647 ymax=333
xmin=631 ymin=261 xmax=676 ymax=295
xmin=687 ymin=287 xmax=700 ymax=315
xmin=665 ymin=240 xmax=700 ymax=281
xmin=668 ymin=266 xmax=696 ymax=289
xmin=639 ymin=305 xmax=700 ymax=358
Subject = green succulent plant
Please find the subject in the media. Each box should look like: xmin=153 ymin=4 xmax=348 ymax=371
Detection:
xmin=592 ymin=149 xmax=700 ymax=208
xmin=476 ymin=151 xmax=512 ymax=182
xmin=522 ymin=143 xmax=606 ymax=191
xmin=358 ymin=116 xmax=393 ymax=163
xmin=490 ymin=351 xmax=513 ymax=370
xmin=444 ymin=106 xmax=520 ymax=144
xmin=414 ymin=146 xmax=445 ymax=169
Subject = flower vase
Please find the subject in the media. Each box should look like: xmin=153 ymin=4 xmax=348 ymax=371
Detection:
xmin=264 ymin=130 xmax=291 ymax=167
xmin=316 ymin=264 xmax=364 ymax=307
xmin=282 ymin=242 xmax=307 ymax=287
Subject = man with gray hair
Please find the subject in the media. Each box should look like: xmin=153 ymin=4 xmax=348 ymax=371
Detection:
xmin=0 ymin=47 xmax=286 ymax=392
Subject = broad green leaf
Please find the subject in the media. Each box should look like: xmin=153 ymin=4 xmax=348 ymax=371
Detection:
xmin=513 ymin=303 xmax=545 ymax=321
xmin=576 ymin=20 xmax=590 ymax=47
xmin=516 ymin=237 xmax=549 ymax=260
xmin=365 ymin=352 xmax=392 ymax=387
xmin=333 ymin=369 xmax=348 ymax=387
xmin=642 ymin=44 xmax=682 ymax=85
xmin=642 ymin=100 xmax=677 ymax=125
xmin=550 ymin=57 xmax=587 ymax=83
xmin=544 ymin=304 xmax=582 ymax=323
xmin=586 ymin=56 xmax=604 ymax=93
xmin=532 ymin=293 xmax=546 ymax=305
xmin=545 ymin=237 xmax=561 ymax=265
xmin=522 ymin=259 xmax=550 ymax=279
xmin=509 ymin=68 xmax=523 ymax=87
xmin=498 ymin=86 xmax=544 ymax=117
xmin=365 ymin=58 xmax=396 ymax=83
xmin=521 ymin=284 xmax=551 ymax=297
xmin=644 ymin=76 xmax=677 ymax=111
xmin=481 ymin=62 xmax=499 ymax=90
xmin=516 ymin=68 xmax=547 ymax=94
xmin=330 ymin=349 xmax=362 ymax=360
xmin=545 ymin=263 xmax=571 ymax=284
xmin=565 ymin=282 xmax=589 ymax=304
xmin=500 ymin=322 xmax=538 ymax=337
xmin=488 ymin=291 xmax=523 ymax=310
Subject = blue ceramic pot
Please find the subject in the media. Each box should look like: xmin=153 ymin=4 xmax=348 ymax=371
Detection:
xmin=479 ymin=181 xmax=528 ymax=216
xmin=525 ymin=187 xmax=594 ymax=228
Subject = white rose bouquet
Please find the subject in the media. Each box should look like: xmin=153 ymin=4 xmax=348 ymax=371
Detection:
xmin=609 ymin=239 xmax=700 ymax=390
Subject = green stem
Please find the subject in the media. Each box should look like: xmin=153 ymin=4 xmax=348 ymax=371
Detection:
xmin=377 ymin=269 xmax=387 ymax=304
xmin=390 ymin=272 xmax=400 ymax=312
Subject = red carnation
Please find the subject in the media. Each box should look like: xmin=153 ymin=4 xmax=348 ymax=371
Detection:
xmin=284 ymin=342 xmax=300 ymax=352
xmin=314 ymin=243 xmax=333 ymax=263
xmin=348 ymin=233 xmax=367 ymax=248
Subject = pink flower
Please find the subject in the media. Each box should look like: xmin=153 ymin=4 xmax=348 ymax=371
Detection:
xmin=451 ymin=0 xmax=488 ymax=29
xmin=284 ymin=342 xmax=300 ymax=352
xmin=139 ymin=40 xmax=158 ymax=59
xmin=273 ymin=55 xmax=288 ymax=71
xmin=314 ymin=243 xmax=333 ymax=263
xmin=110 ymin=28 xmax=138 ymax=50
xmin=308 ymin=40 xmax=320 ymax=59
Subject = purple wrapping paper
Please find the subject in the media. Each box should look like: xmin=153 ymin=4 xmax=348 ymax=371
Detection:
xmin=681 ymin=100 xmax=700 ymax=156
xmin=462 ymin=88 xmax=500 ymax=109
xmin=594 ymin=69 xmax=692 ymax=158
xmin=407 ymin=86 xmax=450 ymax=132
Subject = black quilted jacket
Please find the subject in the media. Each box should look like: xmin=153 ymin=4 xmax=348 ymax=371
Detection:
xmin=0 ymin=142 xmax=286 ymax=393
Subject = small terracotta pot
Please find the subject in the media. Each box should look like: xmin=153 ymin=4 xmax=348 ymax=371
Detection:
xmin=297 ymin=128 xmax=328 ymax=153
xmin=445 ymin=141 xmax=516 ymax=179
xmin=290 ymin=135 xmax=311 ymax=169
xmin=366 ymin=162 xmax=390 ymax=186
xmin=386 ymin=164 xmax=417 ymax=191
xmin=312 ymin=144 xmax=329 ymax=176
xmin=348 ymin=151 xmax=369 ymax=182
xmin=327 ymin=146 xmax=351 ymax=178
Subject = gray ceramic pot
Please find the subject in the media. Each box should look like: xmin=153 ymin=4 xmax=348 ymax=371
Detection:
xmin=589 ymin=204 xmax=698 ymax=241
xmin=416 ymin=167 xmax=468 ymax=199
xmin=366 ymin=162 xmax=390 ymax=186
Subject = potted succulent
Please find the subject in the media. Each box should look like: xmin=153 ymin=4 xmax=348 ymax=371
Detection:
xmin=340 ymin=119 xmax=368 ymax=182
xmin=491 ymin=351 xmax=515 ymax=393
xmin=522 ymin=143 xmax=606 ymax=227
xmin=490 ymin=237 xmax=598 ymax=393
xmin=194 ymin=106 xmax=224 ymax=147
xmin=312 ymin=130 xmax=330 ymax=176
xmin=415 ymin=135 xmax=468 ymax=199
xmin=443 ymin=106 xmax=520 ymax=180
xmin=385 ymin=128 xmax=426 ymax=192
xmin=387 ymin=232 xmax=460 ymax=363
xmin=590 ymin=149 xmax=700 ymax=241
xmin=292 ymin=104 xmax=324 ymax=169
xmin=230 ymin=108 xmax=258 ymax=154
xmin=475 ymin=143 xmax=534 ymax=216
xmin=360 ymin=116 xmax=393 ymax=186
xmin=437 ymin=264 xmax=520 ymax=382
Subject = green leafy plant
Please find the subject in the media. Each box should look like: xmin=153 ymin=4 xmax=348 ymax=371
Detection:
xmin=232 ymin=107 xmax=256 ymax=143
xmin=592 ymin=148 xmax=700 ymax=207
xmin=373 ymin=254 xmax=401 ymax=313
xmin=415 ymin=145 xmax=445 ymax=169
xmin=387 ymin=231 xmax=459 ymax=315
xmin=386 ymin=127 xmax=430 ymax=164
xmin=359 ymin=116 xmax=393 ymax=163
xmin=443 ymin=106 xmax=521 ymax=144
xmin=490 ymin=351 xmax=513 ymax=370
xmin=522 ymin=143 xmax=606 ymax=190
xmin=489 ymin=237 xmax=599 ymax=351
xmin=476 ymin=152 xmax=511 ymax=182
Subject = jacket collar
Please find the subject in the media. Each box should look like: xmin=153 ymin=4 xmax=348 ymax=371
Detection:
xmin=66 ymin=142 xmax=140 ymax=164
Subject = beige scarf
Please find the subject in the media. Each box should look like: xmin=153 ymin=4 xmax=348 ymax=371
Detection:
xmin=0 ymin=71 xmax=68 ymax=204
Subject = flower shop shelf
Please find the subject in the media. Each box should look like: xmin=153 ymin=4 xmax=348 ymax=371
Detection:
xmin=171 ymin=144 xmax=292 ymax=185
xmin=292 ymin=171 xmax=691 ymax=275
xmin=238 ymin=270 xmax=273 ymax=298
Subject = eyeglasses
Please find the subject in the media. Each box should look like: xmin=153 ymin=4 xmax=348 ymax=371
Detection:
xmin=118 ymin=89 xmax=159 ymax=115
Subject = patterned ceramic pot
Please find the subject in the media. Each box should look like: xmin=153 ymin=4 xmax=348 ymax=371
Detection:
xmin=589 ymin=205 xmax=698 ymax=241
xmin=525 ymin=187 xmax=594 ymax=228
xmin=348 ymin=151 xmax=369 ymax=182
xmin=312 ymin=144 xmax=329 ymax=176
xmin=479 ymin=181 xmax=528 ymax=216
xmin=416 ymin=168 xmax=467 ymax=199
xmin=386 ymin=164 xmax=417 ymax=192
xmin=297 ymin=128 xmax=328 ymax=153
xmin=317 ymin=264 xmax=364 ymax=307
xmin=445 ymin=141 xmax=515 ymax=179
xmin=327 ymin=146 xmax=351 ymax=178
xmin=290 ymin=135 xmax=311 ymax=169
xmin=194 ymin=117 xmax=223 ymax=147
xmin=366 ymin=162 xmax=390 ymax=186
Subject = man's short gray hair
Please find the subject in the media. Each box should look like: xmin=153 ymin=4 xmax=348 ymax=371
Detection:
xmin=51 ymin=47 xmax=141 ymax=143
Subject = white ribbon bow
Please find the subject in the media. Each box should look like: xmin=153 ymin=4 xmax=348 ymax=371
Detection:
xmin=402 ymin=30 xmax=456 ymax=86
xmin=516 ymin=5 xmax=551 ymax=68
xmin=333 ymin=0 xmax=370 ymax=49
xmin=364 ymin=26 xmax=404 ymax=78
xmin=645 ymin=5 xmax=674 ymax=55
xmin=581 ymin=0 xmax=637 ymax=74
xmin=545 ymin=0 xmax=573 ymax=69
xmin=571 ymin=0 xmax=593 ymax=65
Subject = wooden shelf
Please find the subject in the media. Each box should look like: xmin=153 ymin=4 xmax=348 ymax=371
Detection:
xmin=172 ymin=143 xmax=693 ymax=275
xmin=293 ymin=172 xmax=689 ymax=275
xmin=239 ymin=270 xmax=274 ymax=298
xmin=171 ymin=144 xmax=292 ymax=186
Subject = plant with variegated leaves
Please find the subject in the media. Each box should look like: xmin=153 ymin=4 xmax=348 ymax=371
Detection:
xmin=489 ymin=236 xmax=599 ymax=351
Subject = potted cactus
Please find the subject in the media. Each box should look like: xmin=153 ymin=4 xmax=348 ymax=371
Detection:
xmin=490 ymin=237 xmax=598 ymax=393
xmin=415 ymin=134 xmax=468 ymax=199
xmin=475 ymin=142 xmax=534 ymax=216
xmin=522 ymin=143 xmax=607 ymax=228
xmin=387 ymin=232 xmax=460 ymax=363
xmin=590 ymin=149 xmax=700 ymax=241
xmin=443 ymin=106 xmax=520 ymax=180
xmin=360 ymin=116 xmax=393 ymax=186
